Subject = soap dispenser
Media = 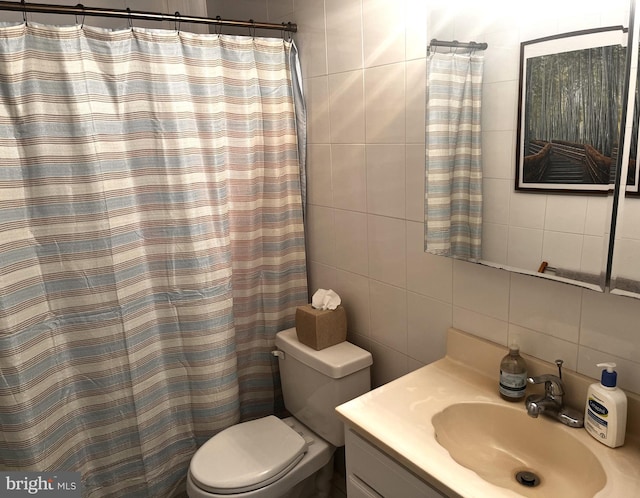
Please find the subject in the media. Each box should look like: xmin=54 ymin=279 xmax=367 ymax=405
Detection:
xmin=584 ymin=363 xmax=627 ymax=448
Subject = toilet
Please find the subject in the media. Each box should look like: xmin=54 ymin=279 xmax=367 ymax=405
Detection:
xmin=186 ymin=327 xmax=373 ymax=498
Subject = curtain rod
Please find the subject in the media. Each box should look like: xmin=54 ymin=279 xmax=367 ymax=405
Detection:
xmin=429 ymin=39 xmax=488 ymax=50
xmin=0 ymin=1 xmax=297 ymax=32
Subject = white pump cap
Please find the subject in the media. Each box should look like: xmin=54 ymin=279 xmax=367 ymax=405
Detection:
xmin=597 ymin=362 xmax=617 ymax=388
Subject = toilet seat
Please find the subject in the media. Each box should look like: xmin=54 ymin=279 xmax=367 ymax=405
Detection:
xmin=190 ymin=416 xmax=308 ymax=495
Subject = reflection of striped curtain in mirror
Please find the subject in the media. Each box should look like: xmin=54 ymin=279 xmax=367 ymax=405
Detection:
xmin=425 ymin=51 xmax=484 ymax=261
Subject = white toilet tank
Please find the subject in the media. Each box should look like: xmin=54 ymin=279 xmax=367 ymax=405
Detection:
xmin=275 ymin=328 xmax=372 ymax=447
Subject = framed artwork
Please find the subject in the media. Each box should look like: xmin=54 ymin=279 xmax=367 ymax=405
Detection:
xmin=515 ymin=26 xmax=629 ymax=193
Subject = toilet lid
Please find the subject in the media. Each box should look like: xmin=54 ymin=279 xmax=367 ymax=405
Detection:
xmin=190 ymin=415 xmax=308 ymax=494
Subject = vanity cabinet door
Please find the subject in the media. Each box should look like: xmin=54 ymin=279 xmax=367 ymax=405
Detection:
xmin=345 ymin=429 xmax=448 ymax=498
xmin=347 ymin=475 xmax=383 ymax=498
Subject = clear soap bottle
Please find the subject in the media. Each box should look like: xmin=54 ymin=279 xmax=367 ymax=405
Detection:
xmin=499 ymin=344 xmax=528 ymax=402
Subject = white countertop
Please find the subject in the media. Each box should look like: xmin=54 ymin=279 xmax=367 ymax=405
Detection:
xmin=336 ymin=331 xmax=640 ymax=498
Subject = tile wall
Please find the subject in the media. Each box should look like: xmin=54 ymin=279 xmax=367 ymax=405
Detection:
xmin=229 ymin=0 xmax=640 ymax=395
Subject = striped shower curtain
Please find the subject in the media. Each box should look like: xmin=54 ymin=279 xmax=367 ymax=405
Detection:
xmin=0 ymin=22 xmax=307 ymax=497
xmin=425 ymin=51 xmax=483 ymax=260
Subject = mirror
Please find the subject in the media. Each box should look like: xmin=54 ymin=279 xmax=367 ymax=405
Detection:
xmin=611 ymin=0 xmax=640 ymax=298
xmin=426 ymin=0 xmax=632 ymax=291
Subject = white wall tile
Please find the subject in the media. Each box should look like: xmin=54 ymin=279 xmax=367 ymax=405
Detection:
xmin=335 ymin=269 xmax=371 ymax=337
xmin=362 ymin=0 xmax=406 ymax=67
xmin=481 ymin=223 xmax=508 ymax=267
xmin=405 ymin=0 xmax=427 ymax=61
xmin=331 ymin=145 xmax=367 ymax=212
xmin=509 ymin=273 xmax=582 ymax=343
xmin=482 ymin=130 xmax=514 ymax=180
xmin=364 ymin=63 xmax=406 ymax=144
xmin=453 ymin=260 xmax=510 ymax=321
xmin=541 ymin=231 xmax=584 ymax=273
xmin=507 ymin=227 xmax=543 ymax=271
xmin=425 ymin=6 xmax=454 ymax=44
xmin=580 ymin=236 xmax=606 ymax=277
xmin=612 ymin=238 xmax=640 ymax=282
xmin=334 ymin=210 xmax=369 ymax=276
xmin=544 ymin=195 xmax=587 ymax=234
xmin=405 ymin=221 xmax=453 ymax=302
xmin=368 ymin=340 xmax=410 ymax=388
xmin=407 ymin=292 xmax=451 ymax=364
xmin=452 ymin=306 xmax=508 ymax=346
xmin=328 ymin=70 xmax=365 ymax=143
xmin=293 ymin=0 xmax=327 ymax=78
xmin=483 ymin=179 xmax=511 ymax=225
xmin=405 ymin=144 xmax=426 ymax=222
xmin=366 ymin=144 xmax=406 ymax=218
xmin=266 ymin=0 xmax=294 ymax=21
xmin=481 ymin=81 xmax=518 ymax=132
xmin=325 ymin=0 xmax=363 ymax=73
xmin=405 ymin=59 xmax=426 ymax=144
xmin=509 ymin=324 xmax=579 ymax=370
xmin=209 ymin=0 xmax=268 ymax=20
xmin=306 ymin=205 xmax=335 ymax=266
xmin=209 ymin=0 xmax=270 ymax=35
xmin=306 ymin=76 xmax=331 ymax=144
xmin=368 ymin=215 xmax=407 ymax=288
xmin=482 ymin=32 xmax=519 ymax=84
xmin=617 ymin=198 xmax=640 ymax=239
xmin=509 ymin=192 xmax=546 ymax=229
xmin=580 ymin=291 xmax=640 ymax=362
xmin=369 ymin=280 xmax=408 ymax=354
xmin=306 ymin=144 xmax=333 ymax=207
xmin=584 ymin=196 xmax=611 ymax=236
xmin=307 ymin=262 xmax=336 ymax=299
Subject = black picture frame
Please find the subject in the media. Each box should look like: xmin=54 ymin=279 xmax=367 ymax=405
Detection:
xmin=515 ymin=26 xmax=629 ymax=194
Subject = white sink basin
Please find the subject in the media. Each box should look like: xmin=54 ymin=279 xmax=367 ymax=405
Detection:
xmin=432 ymin=402 xmax=606 ymax=497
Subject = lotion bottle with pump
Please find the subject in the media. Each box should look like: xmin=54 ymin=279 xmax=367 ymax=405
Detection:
xmin=584 ymin=363 xmax=627 ymax=448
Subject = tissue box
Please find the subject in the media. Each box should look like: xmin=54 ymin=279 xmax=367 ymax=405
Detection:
xmin=295 ymin=305 xmax=347 ymax=350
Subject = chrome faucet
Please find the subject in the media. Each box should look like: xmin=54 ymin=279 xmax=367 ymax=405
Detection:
xmin=524 ymin=360 xmax=584 ymax=428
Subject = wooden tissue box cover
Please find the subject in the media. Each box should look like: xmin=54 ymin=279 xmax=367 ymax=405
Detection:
xmin=295 ymin=304 xmax=347 ymax=350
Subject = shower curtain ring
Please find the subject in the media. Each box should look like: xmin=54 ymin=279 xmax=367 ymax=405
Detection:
xmin=126 ymin=7 xmax=133 ymax=30
xmin=21 ymin=0 xmax=28 ymax=25
xmin=75 ymin=4 xmax=85 ymax=28
xmin=174 ymin=11 xmax=180 ymax=33
xmin=215 ymin=16 xmax=222 ymax=36
xmin=286 ymin=22 xmax=293 ymax=42
xmin=249 ymin=19 xmax=256 ymax=39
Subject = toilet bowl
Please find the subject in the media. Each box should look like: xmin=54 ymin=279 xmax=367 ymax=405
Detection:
xmin=186 ymin=327 xmax=372 ymax=498
xmin=186 ymin=417 xmax=333 ymax=498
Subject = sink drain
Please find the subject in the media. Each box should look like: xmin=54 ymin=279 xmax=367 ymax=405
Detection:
xmin=515 ymin=470 xmax=541 ymax=487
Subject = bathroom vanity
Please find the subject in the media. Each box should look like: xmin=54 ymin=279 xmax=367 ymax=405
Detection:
xmin=336 ymin=329 xmax=640 ymax=497
xmin=344 ymin=427 xmax=449 ymax=497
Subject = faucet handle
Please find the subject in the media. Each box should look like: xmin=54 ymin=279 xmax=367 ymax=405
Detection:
xmin=527 ymin=374 xmax=565 ymax=397
xmin=555 ymin=359 xmax=563 ymax=379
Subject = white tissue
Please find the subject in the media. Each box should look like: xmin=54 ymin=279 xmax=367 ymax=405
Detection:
xmin=311 ymin=289 xmax=341 ymax=311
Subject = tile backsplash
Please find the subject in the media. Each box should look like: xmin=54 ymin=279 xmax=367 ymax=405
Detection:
xmin=215 ymin=0 xmax=640 ymax=394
